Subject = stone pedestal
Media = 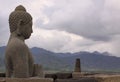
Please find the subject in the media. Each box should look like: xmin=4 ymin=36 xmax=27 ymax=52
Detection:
xmin=72 ymin=72 xmax=84 ymax=79
xmin=6 ymin=78 xmax=53 ymax=82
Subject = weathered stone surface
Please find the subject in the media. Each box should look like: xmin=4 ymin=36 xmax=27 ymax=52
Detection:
xmin=72 ymin=72 xmax=84 ymax=79
xmin=55 ymin=78 xmax=98 ymax=82
xmin=6 ymin=78 xmax=53 ymax=82
xmin=5 ymin=5 xmax=40 ymax=78
xmin=94 ymin=75 xmax=120 ymax=82
xmin=72 ymin=58 xmax=82 ymax=79
xmin=0 ymin=78 xmax=5 ymax=82
xmin=4 ymin=74 xmax=120 ymax=82
xmin=74 ymin=58 xmax=81 ymax=72
xmin=55 ymin=76 xmax=120 ymax=82
xmin=45 ymin=73 xmax=72 ymax=80
xmin=56 ymin=73 xmax=72 ymax=79
xmin=0 ymin=73 xmax=5 ymax=77
xmin=33 ymin=64 xmax=44 ymax=77
xmin=45 ymin=74 xmax=57 ymax=80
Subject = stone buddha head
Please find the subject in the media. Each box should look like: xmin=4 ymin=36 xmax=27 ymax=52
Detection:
xmin=9 ymin=5 xmax=33 ymax=39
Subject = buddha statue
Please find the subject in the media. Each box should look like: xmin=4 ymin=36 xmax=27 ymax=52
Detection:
xmin=5 ymin=5 xmax=34 ymax=78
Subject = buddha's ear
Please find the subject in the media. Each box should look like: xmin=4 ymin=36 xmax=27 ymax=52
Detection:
xmin=16 ymin=19 xmax=22 ymax=36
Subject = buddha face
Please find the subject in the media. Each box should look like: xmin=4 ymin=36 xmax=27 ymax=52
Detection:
xmin=20 ymin=20 xmax=33 ymax=39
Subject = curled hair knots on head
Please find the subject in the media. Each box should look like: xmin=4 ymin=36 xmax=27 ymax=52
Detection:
xmin=9 ymin=5 xmax=32 ymax=33
xmin=15 ymin=5 xmax=26 ymax=12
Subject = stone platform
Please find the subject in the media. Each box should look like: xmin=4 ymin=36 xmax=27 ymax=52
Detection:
xmin=55 ymin=78 xmax=97 ymax=82
xmin=2 ymin=78 xmax=53 ymax=82
xmin=0 ymin=73 xmax=120 ymax=82
xmin=55 ymin=74 xmax=120 ymax=82
xmin=94 ymin=74 xmax=120 ymax=82
xmin=72 ymin=72 xmax=84 ymax=79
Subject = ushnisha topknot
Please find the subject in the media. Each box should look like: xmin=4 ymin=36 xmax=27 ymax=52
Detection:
xmin=15 ymin=5 xmax=26 ymax=12
xmin=9 ymin=5 xmax=32 ymax=33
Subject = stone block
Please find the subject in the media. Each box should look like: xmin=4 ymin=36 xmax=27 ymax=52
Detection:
xmin=55 ymin=75 xmax=120 ymax=82
xmin=0 ymin=73 xmax=5 ymax=77
xmin=45 ymin=74 xmax=57 ymax=80
xmin=74 ymin=58 xmax=81 ymax=72
xmin=94 ymin=75 xmax=120 ymax=82
xmin=55 ymin=78 xmax=98 ymax=82
xmin=56 ymin=73 xmax=72 ymax=79
xmin=72 ymin=72 xmax=84 ymax=79
xmin=45 ymin=73 xmax=72 ymax=80
xmin=0 ymin=78 xmax=5 ymax=82
xmin=6 ymin=78 xmax=53 ymax=82
xmin=33 ymin=64 xmax=44 ymax=77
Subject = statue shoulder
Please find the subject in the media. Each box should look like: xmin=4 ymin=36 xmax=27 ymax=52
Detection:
xmin=6 ymin=38 xmax=28 ymax=54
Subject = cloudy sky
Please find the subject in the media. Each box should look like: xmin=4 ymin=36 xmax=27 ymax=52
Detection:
xmin=0 ymin=0 xmax=120 ymax=57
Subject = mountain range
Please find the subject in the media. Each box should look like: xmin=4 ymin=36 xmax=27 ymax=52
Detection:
xmin=0 ymin=46 xmax=120 ymax=73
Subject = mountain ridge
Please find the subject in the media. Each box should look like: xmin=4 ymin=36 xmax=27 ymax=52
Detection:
xmin=0 ymin=46 xmax=120 ymax=72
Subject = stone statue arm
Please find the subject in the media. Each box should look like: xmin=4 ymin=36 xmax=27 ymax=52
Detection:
xmin=5 ymin=54 xmax=13 ymax=77
xmin=28 ymin=51 xmax=34 ymax=77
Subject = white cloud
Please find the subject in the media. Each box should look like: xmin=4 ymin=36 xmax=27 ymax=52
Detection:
xmin=26 ymin=27 xmax=71 ymax=51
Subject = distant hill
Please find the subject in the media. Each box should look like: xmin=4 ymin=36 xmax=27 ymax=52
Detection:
xmin=0 ymin=46 xmax=120 ymax=72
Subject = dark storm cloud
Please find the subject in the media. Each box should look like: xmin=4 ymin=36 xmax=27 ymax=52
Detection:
xmin=35 ymin=0 xmax=120 ymax=41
